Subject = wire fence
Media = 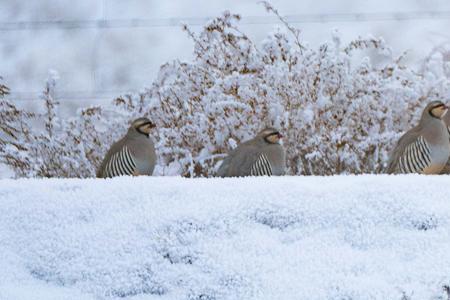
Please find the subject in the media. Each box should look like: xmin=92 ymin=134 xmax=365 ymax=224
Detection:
xmin=6 ymin=90 xmax=130 ymax=102
xmin=2 ymin=11 xmax=450 ymax=31
xmin=2 ymin=10 xmax=450 ymax=102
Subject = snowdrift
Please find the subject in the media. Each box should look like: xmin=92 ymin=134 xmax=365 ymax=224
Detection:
xmin=1 ymin=175 xmax=450 ymax=300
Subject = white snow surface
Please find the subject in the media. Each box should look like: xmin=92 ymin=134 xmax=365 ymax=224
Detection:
xmin=1 ymin=175 xmax=450 ymax=300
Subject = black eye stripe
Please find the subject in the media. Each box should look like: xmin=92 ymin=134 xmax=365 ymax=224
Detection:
xmin=138 ymin=121 xmax=154 ymax=127
xmin=431 ymin=103 xmax=445 ymax=109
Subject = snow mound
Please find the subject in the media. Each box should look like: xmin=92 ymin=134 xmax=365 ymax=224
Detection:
xmin=1 ymin=175 xmax=450 ymax=300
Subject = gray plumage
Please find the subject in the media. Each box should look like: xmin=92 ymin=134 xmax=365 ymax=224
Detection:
xmin=97 ymin=117 xmax=156 ymax=178
xmin=217 ymin=128 xmax=286 ymax=177
xmin=440 ymin=109 xmax=450 ymax=174
xmin=387 ymin=101 xmax=450 ymax=174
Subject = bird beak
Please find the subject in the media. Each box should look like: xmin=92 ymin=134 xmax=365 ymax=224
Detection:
xmin=277 ymin=133 xmax=283 ymax=139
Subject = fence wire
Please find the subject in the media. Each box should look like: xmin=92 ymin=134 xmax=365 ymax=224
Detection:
xmin=2 ymin=10 xmax=450 ymax=102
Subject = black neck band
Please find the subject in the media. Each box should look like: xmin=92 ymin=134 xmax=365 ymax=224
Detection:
xmin=429 ymin=110 xmax=439 ymax=119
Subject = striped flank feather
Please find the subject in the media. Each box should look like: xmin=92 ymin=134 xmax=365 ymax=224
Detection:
xmin=397 ymin=136 xmax=431 ymax=174
xmin=104 ymin=146 xmax=137 ymax=177
xmin=250 ymin=153 xmax=273 ymax=176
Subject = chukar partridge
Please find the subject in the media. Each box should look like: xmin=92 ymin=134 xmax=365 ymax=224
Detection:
xmin=387 ymin=101 xmax=450 ymax=174
xmin=217 ymin=128 xmax=286 ymax=177
xmin=97 ymin=117 xmax=156 ymax=178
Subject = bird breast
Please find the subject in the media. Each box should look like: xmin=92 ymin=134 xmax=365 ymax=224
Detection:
xmin=425 ymin=142 xmax=450 ymax=174
xmin=130 ymin=137 xmax=156 ymax=175
xmin=423 ymin=123 xmax=450 ymax=174
xmin=263 ymin=144 xmax=286 ymax=175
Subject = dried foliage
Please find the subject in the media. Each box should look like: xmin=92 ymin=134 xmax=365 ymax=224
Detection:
xmin=0 ymin=76 xmax=9 ymax=97
xmin=1 ymin=4 xmax=450 ymax=178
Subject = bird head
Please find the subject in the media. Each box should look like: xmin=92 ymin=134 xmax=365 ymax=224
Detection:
xmin=425 ymin=101 xmax=448 ymax=119
xmin=131 ymin=117 xmax=156 ymax=136
xmin=258 ymin=127 xmax=283 ymax=144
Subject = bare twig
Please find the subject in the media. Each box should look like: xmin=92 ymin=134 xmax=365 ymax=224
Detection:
xmin=259 ymin=1 xmax=306 ymax=52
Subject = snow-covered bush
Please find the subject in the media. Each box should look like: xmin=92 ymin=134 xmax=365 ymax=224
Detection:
xmin=0 ymin=77 xmax=9 ymax=97
xmin=1 ymin=77 xmax=35 ymax=175
xmin=2 ymin=2 xmax=450 ymax=177
xmin=0 ymin=78 xmax=139 ymax=177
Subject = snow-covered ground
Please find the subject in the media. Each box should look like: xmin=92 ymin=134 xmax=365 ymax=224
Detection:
xmin=1 ymin=175 xmax=450 ymax=300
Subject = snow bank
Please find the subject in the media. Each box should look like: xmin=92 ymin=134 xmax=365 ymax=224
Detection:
xmin=1 ymin=175 xmax=450 ymax=300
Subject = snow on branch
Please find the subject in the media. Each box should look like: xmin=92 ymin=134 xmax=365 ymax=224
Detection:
xmin=1 ymin=5 xmax=450 ymax=177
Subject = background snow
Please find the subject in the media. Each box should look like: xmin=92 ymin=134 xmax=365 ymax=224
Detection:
xmin=2 ymin=0 xmax=450 ymax=105
xmin=1 ymin=175 xmax=450 ymax=299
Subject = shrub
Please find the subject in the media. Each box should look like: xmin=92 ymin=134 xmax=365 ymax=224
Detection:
xmin=1 ymin=3 xmax=450 ymax=177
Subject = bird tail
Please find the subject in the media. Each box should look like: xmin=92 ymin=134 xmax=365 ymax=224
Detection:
xmin=385 ymin=153 xmax=398 ymax=174
xmin=96 ymin=165 xmax=104 ymax=178
xmin=216 ymin=157 xmax=229 ymax=177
